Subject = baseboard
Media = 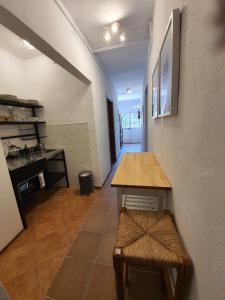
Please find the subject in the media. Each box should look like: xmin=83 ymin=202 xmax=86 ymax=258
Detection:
xmin=98 ymin=166 xmax=114 ymax=189
xmin=117 ymin=148 xmax=122 ymax=159
xmin=95 ymin=149 xmax=121 ymax=190
xmin=94 ymin=185 xmax=102 ymax=190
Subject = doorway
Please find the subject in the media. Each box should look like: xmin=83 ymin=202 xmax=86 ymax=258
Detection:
xmin=107 ymin=99 xmax=117 ymax=165
xmin=118 ymin=99 xmax=141 ymax=145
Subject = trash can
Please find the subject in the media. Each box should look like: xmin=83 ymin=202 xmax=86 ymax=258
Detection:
xmin=79 ymin=171 xmax=93 ymax=196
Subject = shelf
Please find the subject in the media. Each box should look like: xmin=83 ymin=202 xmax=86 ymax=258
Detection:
xmin=47 ymin=172 xmax=65 ymax=186
xmin=0 ymin=98 xmax=43 ymax=109
xmin=0 ymin=120 xmax=46 ymax=125
xmin=1 ymin=134 xmax=46 ymax=140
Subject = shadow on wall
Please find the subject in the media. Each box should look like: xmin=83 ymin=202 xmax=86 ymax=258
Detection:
xmin=45 ymin=123 xmax=92 ymax=187
xmin=213 ymin=0 xmax=225 ymax=46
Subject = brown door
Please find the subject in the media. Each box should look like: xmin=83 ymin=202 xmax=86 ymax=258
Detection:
xmin=107 ymin=99 xmax=116 ymax=164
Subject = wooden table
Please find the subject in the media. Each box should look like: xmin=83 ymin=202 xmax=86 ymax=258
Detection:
xmin=111 ymin=152 xmax=172 ymax=211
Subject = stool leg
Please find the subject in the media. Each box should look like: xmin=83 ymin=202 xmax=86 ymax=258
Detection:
xmin=174 ymin=266 xmax=185 ymax=300
xmin=125 ymin=262 xmax=129 ymax=286
xmin=113 ymin=250 xmax=125 ymax=300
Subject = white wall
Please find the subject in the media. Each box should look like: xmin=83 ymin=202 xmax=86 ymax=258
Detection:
xmin=23 ymin=55 xmax=97 ymax=186
xmin=0 ymin=48 xmax=100 ymax=186
xmin=23 ymin=56 xmax=90 ymax=124
xmin=0 ymin=0 xmax=120 ymax=185
xmin=0 ymin=48 xmax=38 ymax=149
xmin=147 ymin=1 xmax=225 ymax=300
xmin=118 ymin=99 xmax=141 ymax=113
xmin=0 ymin=48 xmax=24 ymax=97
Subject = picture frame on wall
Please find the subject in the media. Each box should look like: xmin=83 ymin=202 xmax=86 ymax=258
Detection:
xmin=152 ymin=61 xmax=159 ymax=118
xmin=159 ymin=8 xmax=181 ymax=117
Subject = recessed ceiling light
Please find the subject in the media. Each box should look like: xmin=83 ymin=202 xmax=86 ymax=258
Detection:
xmin=104 ymin=29 xmax=111 ymax=41
xmin=23 ymin=40 xmax=35 ymax=50
xmin=120 ymin=32 xmax=126 ymax=42
xmin=111 ymin=22 xmax=120 ymax=34
xmin=126 ymin=88 xmax=132 ymax=94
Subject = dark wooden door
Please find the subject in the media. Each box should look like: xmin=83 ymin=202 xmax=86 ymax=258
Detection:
xmin=107 ymin=99 xmax=116 ymax=164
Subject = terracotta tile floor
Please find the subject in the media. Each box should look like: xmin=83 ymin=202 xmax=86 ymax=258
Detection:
xmin=0 ymin=187 xmax=98 ymax=300
xmin=45 ymin=183 xmax=166 ymax=300
xmin=0 ymin=144 xmax=166 ymax=300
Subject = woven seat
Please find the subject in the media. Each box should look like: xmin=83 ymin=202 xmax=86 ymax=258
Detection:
xmin=113 ymin=208 xmax=192 ymax=300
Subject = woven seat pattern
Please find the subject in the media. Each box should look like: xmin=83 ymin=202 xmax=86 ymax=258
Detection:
xmin=115 ymin=209 xmax=189 ymax=268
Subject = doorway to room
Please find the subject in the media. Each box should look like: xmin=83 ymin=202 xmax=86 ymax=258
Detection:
xmin=118 ymin=98 xmax=142 ymax=147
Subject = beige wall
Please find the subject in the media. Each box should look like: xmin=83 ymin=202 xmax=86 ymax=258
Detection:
xmin=147 ymin=1 xmax=225 ymax=300
xmin=0 ymin=0 xmax=120 ymax=185
xmin=0 ymin=49 xmax=96 ymax=186
xmin=23 ymin=55 xmax=97 ymax=186
xmin=0 ymin=48 xmax=39 ymax=149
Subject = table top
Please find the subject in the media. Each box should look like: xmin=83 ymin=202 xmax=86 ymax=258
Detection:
xmin=111 ymin=152 xmax=172 ymax=190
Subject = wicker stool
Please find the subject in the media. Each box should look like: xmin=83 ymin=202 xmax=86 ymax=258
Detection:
xmin=113 ymin=208 xmax=192 ymax=300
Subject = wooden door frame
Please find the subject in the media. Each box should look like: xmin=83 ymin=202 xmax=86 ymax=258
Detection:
xmin=144 ymin=85 xmax=148 ymax=151
xmin=107 ymin=98 xmax=117 ymax=164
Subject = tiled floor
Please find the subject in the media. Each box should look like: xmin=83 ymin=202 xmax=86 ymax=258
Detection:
xmin=0 ymin=144 xmax=166 ymax=300
xmin=45 ymin=184 xmax=166 ymax=300
xmin=120 ymin=143 xmax=142 ymax=154
xmin=0 ymin=188 xmax=98 ymax=300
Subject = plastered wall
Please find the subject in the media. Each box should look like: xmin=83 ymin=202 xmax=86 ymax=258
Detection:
xmin=147 ymin=1 xmax=225 ymax=299
xmin=0 ymin=0 xmax=120 ymax=185
xmin=0 ymin=49 xmax=97 ymax=186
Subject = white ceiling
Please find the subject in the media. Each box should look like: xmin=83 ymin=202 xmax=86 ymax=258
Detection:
xmin=0 ymin=25 xmax=41 ymax=60
xmin=97 ymin=41 xmax=148 ymax=99
xmin=62 ymin=0 xmax=154 ymax=100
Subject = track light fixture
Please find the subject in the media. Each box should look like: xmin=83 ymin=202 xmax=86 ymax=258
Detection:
xmin=111 ymin=22 xmax=120 ymax=34
xmin=104 ymin=28 xmax=111 ymax=41
xmin=104 ymin=21 xmax=126 ymax=43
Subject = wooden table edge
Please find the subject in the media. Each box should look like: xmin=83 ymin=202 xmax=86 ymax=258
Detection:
xmin=111 ymin=183 xmax=172 ymax=190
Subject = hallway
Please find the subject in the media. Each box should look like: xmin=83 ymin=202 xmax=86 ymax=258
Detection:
xmin=0 ymin=1 xmax=224 ymax=300
xmin=45 ymin=146 xmax=166 ymax=300
xmin=120 ymin=143 xmax=142 ymax=153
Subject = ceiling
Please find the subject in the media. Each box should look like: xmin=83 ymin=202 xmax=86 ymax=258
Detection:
xmin=0 ymin=25 xmax=41 ymax=60
xmin=62 ymin=0 xmax=154 ymax=100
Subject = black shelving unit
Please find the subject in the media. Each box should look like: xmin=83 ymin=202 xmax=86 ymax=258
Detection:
xmin=0 ymin=98 xmax=43 ymax=108
xmin=0 ymin=120 xmax=45 ymax=125
xmin=47 ymin=150 xmax=69 ymax=188
xmin=1 ymin=134 xmax=46 ymax=140
xmin=47 ymin=172 xmax=66 ymax=186
xmin=0 ymin=98 xmax=45 ymax=143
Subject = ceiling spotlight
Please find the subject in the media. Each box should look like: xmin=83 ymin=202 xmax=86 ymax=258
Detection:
xmin=104 ymin=22 xmax=126 ymax=43
xmin=120 ymin=32 xmax=126 ymax=42
xmin=126 ymin=88 xmax=132 ymax=94
xmin=111 ymin=21 xmax=120 ymax=34
xmin=104 ymin=29 xmax=111 ymax=41
xmin=23 ymin=40 xmax=35 ymax=50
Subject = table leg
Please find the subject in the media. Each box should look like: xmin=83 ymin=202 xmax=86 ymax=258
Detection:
xmin=117 ymin=187 xmax=122 ymax=214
